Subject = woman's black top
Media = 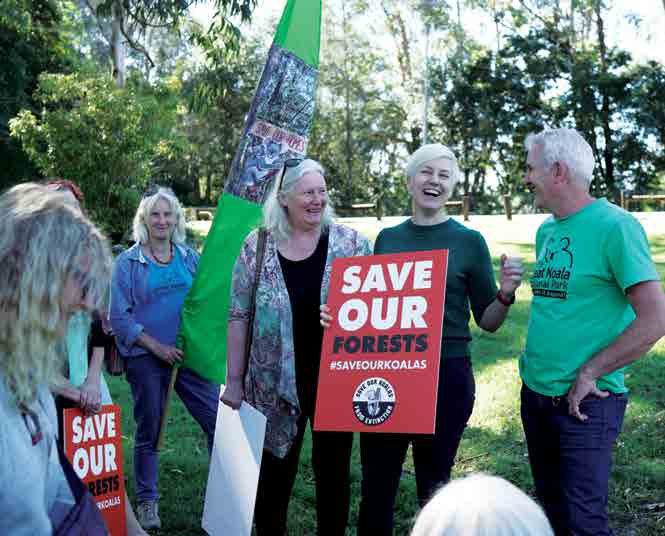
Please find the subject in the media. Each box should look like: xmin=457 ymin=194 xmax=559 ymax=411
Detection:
xmin=278 ymin=233 xmax=329 ymax=417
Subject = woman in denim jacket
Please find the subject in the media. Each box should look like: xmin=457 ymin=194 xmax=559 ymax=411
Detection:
xmin=110 ymin=187 xmax=218 ymax=531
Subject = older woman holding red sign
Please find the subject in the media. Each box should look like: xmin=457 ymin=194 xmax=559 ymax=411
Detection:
xmin=324 ymin=143 xmax=524 ymax=535
xmin=0 ymin=183 xmax=112 ymax=534
xmin=221 ymin=158 xmax=371 ymax=535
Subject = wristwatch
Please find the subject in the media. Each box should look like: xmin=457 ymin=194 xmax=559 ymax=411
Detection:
xmin=496 ymin=290 xmax=515 ymax=306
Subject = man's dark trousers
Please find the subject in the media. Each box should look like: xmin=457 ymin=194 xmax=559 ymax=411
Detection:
xmin=521 ymin=383 xmax=627 ymax=536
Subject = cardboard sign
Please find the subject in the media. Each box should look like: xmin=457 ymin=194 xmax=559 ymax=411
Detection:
xmin=202 ymin=387 xmax=267 ymax=536
xmin=63 ymin=405 xmax=127 ymax=536
xmin=314 ymin=250 xmax=448 ymax=434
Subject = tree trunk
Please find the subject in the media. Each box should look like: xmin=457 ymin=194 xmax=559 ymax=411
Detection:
xmin=343 ymin=0 xmax=353 ymax=204
xmin=595 ymin=0 xmax=614 ymax=194
xmin=381 ymin=2 xmax=412 ymax=84
xmin=111 ymin=0 xmax=126 ymax=88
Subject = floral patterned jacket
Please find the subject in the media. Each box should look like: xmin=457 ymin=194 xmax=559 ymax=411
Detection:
xmin=229 ymin=223 xmax=372 ymax=458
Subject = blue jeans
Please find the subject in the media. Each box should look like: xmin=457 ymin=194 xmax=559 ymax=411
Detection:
xmin=521 ymin=383 xmax=627 ymax=536
xmin=357 ymin=357 xmax=476 ymax=536
xmin=125 ymin=354 xmax=218 ymax=502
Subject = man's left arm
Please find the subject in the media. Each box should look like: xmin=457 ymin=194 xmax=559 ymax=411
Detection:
xmin=567 ymin=280 xmax=665 ymax=421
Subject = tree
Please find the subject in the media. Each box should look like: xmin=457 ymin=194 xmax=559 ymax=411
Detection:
xmin=10 ymin=73 xmax=180 ymax=240
xmin=0 ymin=0 xmax=74 ymax=188
xmin=82 ymin=0 xmax=258 ymax=87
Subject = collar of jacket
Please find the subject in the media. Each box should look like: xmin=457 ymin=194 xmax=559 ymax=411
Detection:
xmin=124 ymin=241 xmax=191 ymax=264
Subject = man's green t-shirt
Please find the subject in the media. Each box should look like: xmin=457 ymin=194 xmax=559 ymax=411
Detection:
xmin=520 ymin=198 xmax=660 ymax=396
xmin=375 ymin=218 xmax=498 ymax=359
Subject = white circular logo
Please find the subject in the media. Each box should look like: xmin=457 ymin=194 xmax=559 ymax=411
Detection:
xmin=352 ymin=377 xmax=396 ymax=426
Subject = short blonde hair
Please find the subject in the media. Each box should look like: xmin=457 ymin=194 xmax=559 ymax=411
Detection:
xmin=132 ymin=186 xmax=187 ymax=244
xmin=263 ymin=159 xmax=336 ymax=242
xmin=406 ymin=143 xmax=460 ymax=183
xmin=411 ymin=473 xmax=553 ymax=536
xmin=0 ymin=183 xmax=112 ymax=406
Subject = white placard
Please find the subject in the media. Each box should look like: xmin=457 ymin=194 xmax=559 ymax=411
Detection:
xmin=202 ymin=387 xmax=267 ymax=536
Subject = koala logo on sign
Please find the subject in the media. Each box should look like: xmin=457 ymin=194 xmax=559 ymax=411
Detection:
xmin=352 ymin=377 xmax=396 ymax=426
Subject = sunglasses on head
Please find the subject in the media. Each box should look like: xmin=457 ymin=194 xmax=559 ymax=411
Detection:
xmin=142 ymin=185 xmax=175 ymax=200
xmin=277 ymin=158 xmax=304 ymax=192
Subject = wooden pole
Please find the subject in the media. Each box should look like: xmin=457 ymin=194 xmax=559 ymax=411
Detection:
xmin=156 ymin=366 xmax=179 ymax=451
xmin=620 ymin=190 xmax=625 ymax=210
xmin=503 ymin=194 xmax=512 ymax=221
xmin=462 ymin=195 xmax=470 ymax=221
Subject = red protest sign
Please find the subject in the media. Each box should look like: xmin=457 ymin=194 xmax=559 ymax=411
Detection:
xmin=63 ymin=405 xmax=127 ymax=536
xmin=314 ymin=250 xmax=448 ymax=434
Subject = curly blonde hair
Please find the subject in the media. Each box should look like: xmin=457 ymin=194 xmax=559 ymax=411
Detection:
xmin=0 ymin=183 xmax=112 ymax=406
xmin=132 ymin=186 xmax=187 ymax=245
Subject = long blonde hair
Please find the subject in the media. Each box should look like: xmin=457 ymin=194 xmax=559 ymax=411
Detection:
xmin=0 ymin=183 xmax=112 ymax=406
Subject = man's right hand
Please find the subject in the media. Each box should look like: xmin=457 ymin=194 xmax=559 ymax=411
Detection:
xmin=221 ymin=381 xmax=245 ymax=410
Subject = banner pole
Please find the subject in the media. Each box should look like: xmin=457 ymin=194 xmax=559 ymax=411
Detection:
xmin=156 ymin=366 xmax=179 ymax=451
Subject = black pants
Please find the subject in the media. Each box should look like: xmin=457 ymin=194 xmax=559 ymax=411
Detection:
xmin=357 ymin=357 xmax=476 ymax=536
xmin=253 ymin=415 xmax=353 ymax=536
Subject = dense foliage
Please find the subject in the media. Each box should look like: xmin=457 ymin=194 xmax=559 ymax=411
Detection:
xmin=3 ymin=0 xmax=665 ymax=228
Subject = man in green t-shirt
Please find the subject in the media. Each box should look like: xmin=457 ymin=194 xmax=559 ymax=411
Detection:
xmin=521 ymin=128 xmax=665 ymax=535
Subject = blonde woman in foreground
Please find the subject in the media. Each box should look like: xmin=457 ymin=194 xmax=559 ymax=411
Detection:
xmin=410 ymin=474 xmax=553 ymax=536
xmin=0 ymin=183 xmax=112 ymax=534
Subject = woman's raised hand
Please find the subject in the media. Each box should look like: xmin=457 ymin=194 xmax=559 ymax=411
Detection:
xmin=499 ymin=254 xmax=524 ymax=299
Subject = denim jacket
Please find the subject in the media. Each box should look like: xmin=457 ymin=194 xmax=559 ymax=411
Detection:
xmin=110 ymin=242 xmax=199 ymax=357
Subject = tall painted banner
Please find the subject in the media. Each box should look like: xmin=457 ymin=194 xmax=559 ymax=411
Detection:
xmin=178 ymin=1 xmax=323 ymax=383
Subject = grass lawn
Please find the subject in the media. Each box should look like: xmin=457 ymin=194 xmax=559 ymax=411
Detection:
xmin=111 ymin=214 xmax=665 ymax=535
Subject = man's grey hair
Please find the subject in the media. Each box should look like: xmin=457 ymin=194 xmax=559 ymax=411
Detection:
xmin=263 ymin=158 xmax=336 ymax=242
xmin=525 ymin=128 xmax=595 ymax=189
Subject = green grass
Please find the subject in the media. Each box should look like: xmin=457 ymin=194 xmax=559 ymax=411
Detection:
xmin=109 ymin=219 xmax=665 ymax=535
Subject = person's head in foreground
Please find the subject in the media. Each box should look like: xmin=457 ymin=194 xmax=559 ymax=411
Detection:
xmin=45 ymin=178 xmax=85 ymax=209
xmin=263 ymin=158 xmax=335 ymax=241
xmin=524 ymin=128 xmax=594 ymax=216
xmin=0 ymin=183 xmax=112 ymax=406
xmin=406 ymin=143 xmax=460 ymax=219
xmin=410 ymin=473 xmax=554 ymax=536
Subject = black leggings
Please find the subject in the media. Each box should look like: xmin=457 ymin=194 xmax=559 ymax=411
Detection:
xmin=253 ymin=415 xmax=353 ymax=536
xmin=357 ymin=357 xmax=476 ymax=536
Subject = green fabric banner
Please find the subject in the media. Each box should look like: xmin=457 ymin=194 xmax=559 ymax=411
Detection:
xmin=274 ymin=0 xmax=322 ymax=68
xmin=179 ymin=0 xmax=322 ymax=384
xmin=178 ymin=194 xmax=262 ymax=383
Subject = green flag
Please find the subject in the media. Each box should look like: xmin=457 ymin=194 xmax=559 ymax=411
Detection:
xmin=178 ymin=0 xmax=323 ymax=383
